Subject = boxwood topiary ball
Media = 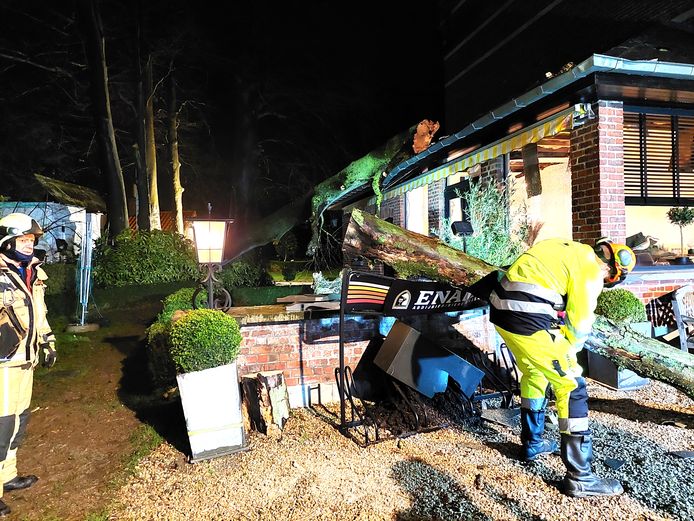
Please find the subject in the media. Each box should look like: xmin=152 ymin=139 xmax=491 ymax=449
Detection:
xmin=595 ymin=288 xmax=647 ymax=324
xmin=169 ymin=309 xmax=242 ymax=374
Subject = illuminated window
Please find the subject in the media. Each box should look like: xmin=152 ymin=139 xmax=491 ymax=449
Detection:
xmin=405 ymin=185 xmax=429 ymax=235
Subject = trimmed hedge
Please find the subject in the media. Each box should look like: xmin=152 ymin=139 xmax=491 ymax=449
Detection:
xmin=169 ymin=309 xmax=242 ymax=374
xmin=41 ymin=263 xmax=77 ymax=296
xmin=146 ymin=287 xmax=207 ymax=388
xmin=219 ymin=259 xmax=272 ymax=288
xmin=93 ymin=230 xmax=198 ymax=287
xmin=230 ymin=285 xmax=309 ymax=307
xmin=595 ymin=288 xmax=648 ymax=323
xmin=158 ymin=287 xmax=207 ymax=323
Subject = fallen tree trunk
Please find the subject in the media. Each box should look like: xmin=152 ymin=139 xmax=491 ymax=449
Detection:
xmin=343 ymin=207 xmax=494 ymax=287
xmin=343 ymin=208 xmax=694 ymax=400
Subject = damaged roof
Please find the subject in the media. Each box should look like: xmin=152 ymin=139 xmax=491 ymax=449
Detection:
xmin=34 ymin=174 xmax=107 ymax=214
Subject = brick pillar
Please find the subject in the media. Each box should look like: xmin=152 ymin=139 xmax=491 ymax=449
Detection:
xmin=570 ymin=101 xmax=626 ymax=243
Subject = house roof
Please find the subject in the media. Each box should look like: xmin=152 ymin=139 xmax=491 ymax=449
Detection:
xmin=382 ymin=54 xmax=694 ymax=190
xmin=441 ymin=3 xmax=694 ymax=130
xmin=34 ymin=174 xmax=107 ymax=214
xmin=128 ymin=211 xmax=198 ymax=232
xmin=328 ymin=27 xmax=694 ymax=210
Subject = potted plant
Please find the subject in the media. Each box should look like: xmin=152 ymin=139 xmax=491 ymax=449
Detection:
xmin=589 ymin=288 xmax=650 ymax=390
xmin=169 ymin=308 xmax=245 ymax=461
xmin=146 ymin=287 xmax=208 ymax=390
xmin=667 ymin=207 xmax=694 ymax=265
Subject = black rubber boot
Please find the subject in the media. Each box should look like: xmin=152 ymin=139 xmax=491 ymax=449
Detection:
xmin=561 ymin=433 xmax=623 ymax=497
xmin=3 ymin=475 xmax=38 ymax=492
xmin=0 ymin=499 xmax=10 ymax=516
xmin=520 ymin=408 xmax=558 ymax=461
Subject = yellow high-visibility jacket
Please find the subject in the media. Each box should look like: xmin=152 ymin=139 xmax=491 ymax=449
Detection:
xmin=0 ymin=254 xmax=54 ymax=367
xmin=489 ymin=239 xmax=604 ymax=348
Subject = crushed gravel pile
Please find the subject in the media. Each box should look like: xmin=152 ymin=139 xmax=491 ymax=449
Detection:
xmin=113 ymin=380 xmax=694 ymax=520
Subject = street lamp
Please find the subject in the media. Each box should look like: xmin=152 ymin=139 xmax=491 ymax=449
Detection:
xmin=189 ymin=209 xmax=234 ymax=311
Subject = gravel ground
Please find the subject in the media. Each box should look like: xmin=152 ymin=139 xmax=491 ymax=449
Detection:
xmin=113 ymin=380 xmax=694 ymax=521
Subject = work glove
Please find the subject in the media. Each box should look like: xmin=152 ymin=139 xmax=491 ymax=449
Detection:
xmin=40 ymin=342 xmax=57 ymax=368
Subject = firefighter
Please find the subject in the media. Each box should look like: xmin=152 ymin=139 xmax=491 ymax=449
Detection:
xmin=0 ymin=213 xmax=57 ymax=517
xmin=488 ymin=237 xmax=635 ymax=497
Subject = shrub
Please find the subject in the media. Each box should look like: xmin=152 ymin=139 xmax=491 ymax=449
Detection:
xmin=438 ymin=179 xmax=530 ymax=267
xmin=42 ymin=262 xmax=77 ymax=296
xmin=219 ymin=259 xmax=272 ymax=288
xmin=169 ymin=309 xmax=242 ymax=373
xmin=595 ymin=288 xmax=647 ymax=323
xmin=92 ymin=230 xmax=198 ymax=287
xmin=274 ymin=231 xmax=298 ymax=261
xmin=146 ymin=287 xmax=207 ymax=388
xmin=282 ymin=263 xmax=297 ymax=281
xmin=158 ymin=287 xmax=207 ymax=323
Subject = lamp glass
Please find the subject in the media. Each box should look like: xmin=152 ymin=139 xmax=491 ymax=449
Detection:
xmin=191 ymin=220 xmax=226 ymax=264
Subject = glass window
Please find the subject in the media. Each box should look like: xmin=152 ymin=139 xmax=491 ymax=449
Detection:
xmin=624 ymin=110 xmax=694 ymax=204
xmin=405 ymin=185 xmax=429 ymax=235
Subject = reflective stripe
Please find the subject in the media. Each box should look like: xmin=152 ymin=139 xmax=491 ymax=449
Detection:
xmin=566 ymin=325 xmax=589 ymax=340
xmin=500 ymin=278 xmax=564 ymax=309
xmin=559 ymin=417 xmax=590 ymax=433
xmin=521 ymin=397 xmax=547 ymax=411
xmin=489 ymin=292 xmax=559 ymax=318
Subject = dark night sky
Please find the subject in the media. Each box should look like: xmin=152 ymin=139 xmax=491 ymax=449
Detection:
xmin=196 ymin=1 xmax=444 ymax=173
xmin=202 ymin=1 xmax=444 ymax=145
xmin=0 ymin=0 xmax=445 ymax=218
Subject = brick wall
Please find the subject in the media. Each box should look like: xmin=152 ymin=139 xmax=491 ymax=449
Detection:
xmin=428 ymin=179 xmax=445 ymax=235
xmin=380 ymin=194 xmax=405 ymax=227
xmin=570 ymin=101 xmax=626 ymax=243
xmin=237 ymin=315 xmax=380 ymax=406
xmin=480 ymin=156 xmax=505 ymax=183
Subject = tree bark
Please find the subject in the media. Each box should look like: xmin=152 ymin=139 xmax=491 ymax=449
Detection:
xmin=226 ymin=192 xmax=312 ymax=262
xmin=168 ymin=69 xmax=184 ymax=234
xmin=133 ymin=8 xmax=150 ymax=231
xmin=77 ymin=0 xmax=128 ymax=237
xmin=241 ymin=371 xmax=290 ymax=439
xmin=343 ymin=208 xmax=694 ymax=400
xmin=144 ymin=54 xmax=161 ymax=230
xmin=343 ymin=208 xmax=494 ymax=287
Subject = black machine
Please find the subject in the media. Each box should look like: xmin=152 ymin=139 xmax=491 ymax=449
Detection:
xmin=335 ymin=269 xmax=520 ymax=447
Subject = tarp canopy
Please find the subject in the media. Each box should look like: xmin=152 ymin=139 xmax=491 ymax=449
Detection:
xmin=34 ymin=174 xmax=107 ymax=214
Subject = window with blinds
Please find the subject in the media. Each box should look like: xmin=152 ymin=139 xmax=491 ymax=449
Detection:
xmin=624 ymin=110 xmax=694 ymax=205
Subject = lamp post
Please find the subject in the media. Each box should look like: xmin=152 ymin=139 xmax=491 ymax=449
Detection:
xmin=189 ymin=205 xmax=234 ymax=311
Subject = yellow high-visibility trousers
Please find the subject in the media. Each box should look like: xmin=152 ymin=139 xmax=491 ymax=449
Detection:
xmin=495 ymin=326 xmax=590 ymax=434
xmin=0 ymin=364 xmax=34 ymax=498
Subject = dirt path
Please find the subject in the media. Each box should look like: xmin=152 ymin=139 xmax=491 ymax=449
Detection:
xmin=4 ymin=297 xmax=166 ymax=521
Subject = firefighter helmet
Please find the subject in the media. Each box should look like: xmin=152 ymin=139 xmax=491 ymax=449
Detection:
xmin=0 ymin=213 xmax=44 ymax=250
xmin=594 ymin=237 xmax=636 ymax=288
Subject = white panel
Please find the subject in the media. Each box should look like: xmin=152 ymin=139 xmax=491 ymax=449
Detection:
xmin=177 ymin=363 xmax=244 ymax=457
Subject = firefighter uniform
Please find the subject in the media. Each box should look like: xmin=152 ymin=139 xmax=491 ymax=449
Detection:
xmin=489 ymin=238 xmax=630 ymax=497
xmin=0 ymin=214 xmax=56 ymax=516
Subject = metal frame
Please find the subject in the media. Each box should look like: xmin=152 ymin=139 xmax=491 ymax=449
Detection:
xmin=335 ymin=269 xmax=519 ymax=447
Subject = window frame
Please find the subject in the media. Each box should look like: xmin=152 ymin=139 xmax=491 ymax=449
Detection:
xmin=624 ymin=105 xmax=694 ymax=206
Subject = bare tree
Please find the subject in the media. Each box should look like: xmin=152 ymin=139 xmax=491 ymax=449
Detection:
xmin=167 ymin=66 xmax=184 ymax=233
xmin=76 ymin=0 xmax=128 ymax=236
